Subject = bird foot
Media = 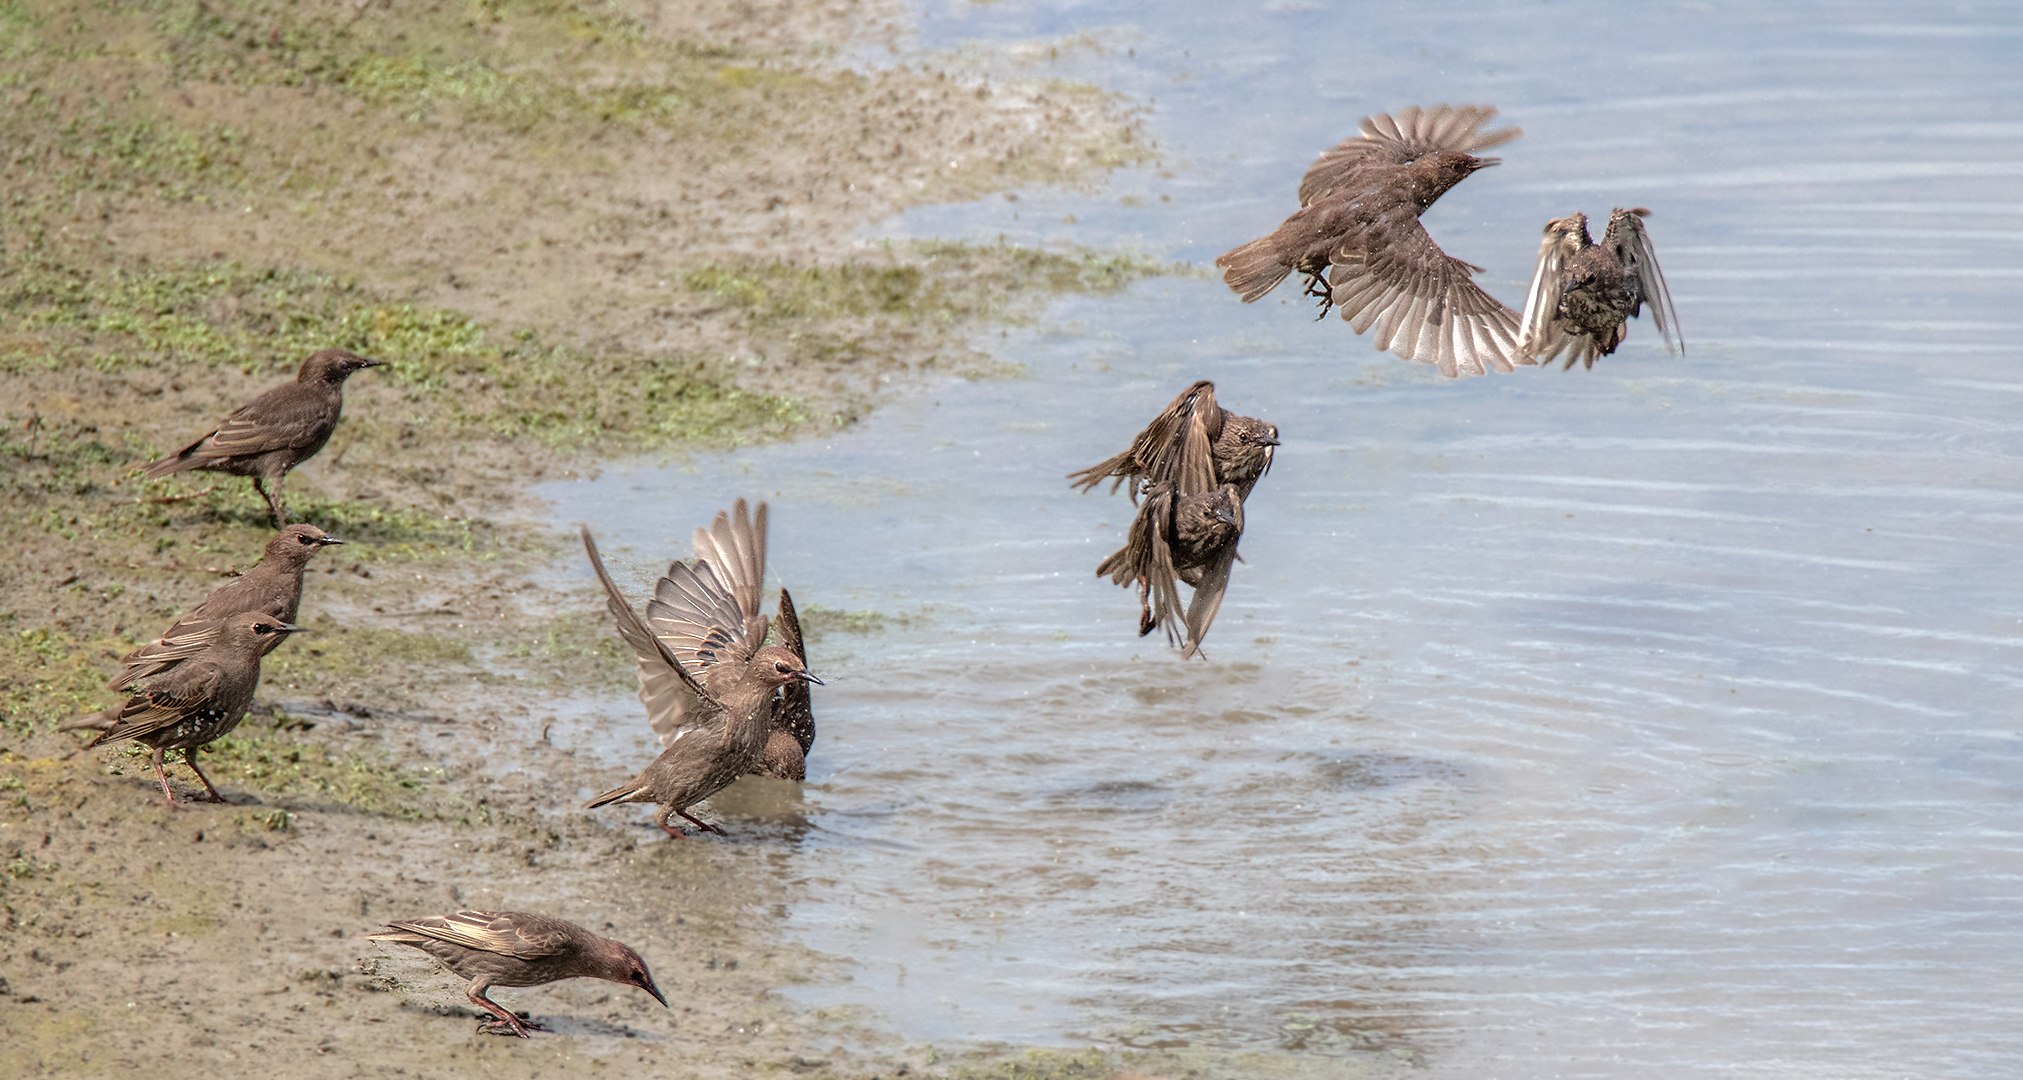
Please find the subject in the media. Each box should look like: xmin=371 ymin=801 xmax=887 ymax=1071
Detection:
xmin=656 ymin=823 xmax=690 ymax=840
xmin=1302 ymin=273 xmax=1335 ymax=321
xmin=477 ymin=1014 xmax=543 ymax=1038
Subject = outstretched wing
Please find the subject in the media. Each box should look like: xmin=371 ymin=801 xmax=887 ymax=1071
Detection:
xmin=645 ymin=500 xmax=770 ymax=678
xmin=772 ymin=588 xmax=816 ymax=755
xmin=581 ymin=527 xmax=718 ymax=751
xmin=1067 ymin=380 xmax=1221 ymax=502
xmin=1299 ymin=104 xmax=1518 ymax=207
xmin=1329 ymin=217 xmax=1522 ymax=377
xmin=371 ymin=910 xmax=574 ymax=960
xmin=1608 ymin=207 xmax=1684 ymax=356
xmin=1516 ymin=216 xmax=1587 ymax=368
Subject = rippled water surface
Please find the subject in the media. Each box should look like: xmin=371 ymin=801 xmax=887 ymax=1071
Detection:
xmin=543 ymin=2 xmax=2023 ymax=1075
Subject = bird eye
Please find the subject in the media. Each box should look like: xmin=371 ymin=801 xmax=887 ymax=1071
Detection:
xmin=775 ymin=662 xmax=791 ymax=674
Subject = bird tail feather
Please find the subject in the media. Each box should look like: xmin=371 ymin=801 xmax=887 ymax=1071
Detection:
xmin=1214 ymin=238 xmax=1294 ymax=302
xmin=585 ymin=779 xmax=652 ymax=809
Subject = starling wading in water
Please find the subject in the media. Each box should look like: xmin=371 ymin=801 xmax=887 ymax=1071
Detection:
xmin=1096 ymin=483 xmax=1245 ymax=659
xmin=581 ymin=499 xmax=822 ymax=837
xmin=142 ymin=349 xmax=383 ymax=527
xmin=86 ymin=611 xmax=301 ymax=804
xmin=1517 ymin=207 xmax=1684 ymax=369
xmin=1215 ymin=104 xmax=1544 ymax=377
xmin=1068 ymin=380 xmax=1279 ymax=504
xmin=366 ymin=911 xmax=667 ymax=1038
xmin=57 ymin=525 xmax=341 ymax=734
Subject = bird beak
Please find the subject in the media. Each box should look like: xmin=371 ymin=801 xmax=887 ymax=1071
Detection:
xmin=1257 ymin=434 xmax=1281 ymax=447
xmin=276 ymin=623 xmax=306 ymax=634
xmin=316 ymin=536 xmax=346 ymax=546
xmin=797 ymin=671 xmax=825 ymax=686
xmin=640 ymin=976 xmax=669 ymax=1008
xmin=1470 ymin=156 xmax=1500 ymax=170
xmin=356 ymin=356 xmax=387 ymax=368
xmin=1215 ymin=508 xmax=1237 ymax=525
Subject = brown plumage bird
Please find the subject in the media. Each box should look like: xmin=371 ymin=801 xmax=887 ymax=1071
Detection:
xmin=143 ymin=349 xmax=383 ymax=527
xmin=581 ymin=499 xmax=822 ymax=838
xmin=753 ymin=587 xmax=817 ymax=781
xmin=1068 ymin=380 xmax=1279 ymax=505
xmin=366 ymin=911 xmax=666 ymax=1038
xmin=57 ymin=525 xmax=341 ymax=735
xmin=86 ymin=611 xmax=301 ymax=804
xmin=1097 ymin=483 xmax=1244 ymax=659
xmin=1216 ymin=104 xmax=1531 ymax=377
xmin=1517 ymin=207 xmax=1683 ymax=369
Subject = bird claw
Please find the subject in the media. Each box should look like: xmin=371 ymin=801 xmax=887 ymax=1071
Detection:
xmin=1302 ymin=273 xmax=1335 ymax=321
xmin=477 ymin=1015 xmax=543 ymax=1038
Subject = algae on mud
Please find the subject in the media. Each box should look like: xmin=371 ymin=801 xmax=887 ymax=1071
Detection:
xmin=0 ymin=0 xmax=1198 ymax=1074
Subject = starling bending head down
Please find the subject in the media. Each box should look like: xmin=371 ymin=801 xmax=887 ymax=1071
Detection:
xmin=142 ymin=349 xmax=383 ymax=527
xmin=1068 ymin=380 xmax=1279 ymax=505
xmin=581 ymin=499 xmax=822 ymax=838
xmin=1096 ymin=483 xmax=1245 ymax=659
xmin=367 ymin=911 xmax=666 ymax=1038
xmin=1517 ymin=207 xmax=1683 ymax=369
xmin=1216 ymin=104 xmax=1534 ymax=377
xmin=86 ymin=611 xmax=301 ymax=804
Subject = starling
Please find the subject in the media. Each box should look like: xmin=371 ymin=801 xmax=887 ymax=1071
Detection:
xmin=1096 ymin=483 xmax=1244 ymax=659
xmin=581 ymin=499 xmax=822 ymax=838
xmin=1068 ymin=380 xmax=1279 ymax=505
xmin=752 ymin=587 xmax=817 ymax=781
xmin=1216 ymin=104 xmax=1532 ymax=377
xmin=1517 ymin=207 xmax=1684 ymax=369
xmin=86 ymin=611 xmax=301 ymax=804
xmin=366 ymin=910 xmax=667 ymax=1038
xmin=142 ymin=349 xmax=383 ymax=527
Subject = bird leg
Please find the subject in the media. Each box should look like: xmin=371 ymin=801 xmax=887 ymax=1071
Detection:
xmin=676 ymin=809 xmax=728 ymax=837
xmin=1135 ymin=576 xmax=1156 ymax=637
xmin=149 ymin=748 xmax=187 ymax=807
xmin=467 ymin=982 xmax=542 ymax=1038
xmin=253 ymin=476 xmax=288 ymax=528
xmin=1302 ymin=270 xmax=1335 ymax=321
xmin=181 ymin=748 xmax=230 ymax=804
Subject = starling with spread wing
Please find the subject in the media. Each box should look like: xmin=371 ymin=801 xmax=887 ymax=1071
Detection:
xmin=367 ymin=911 xmax=666 ymax=1038
xmin=142 ymin=349 xmax=383 ymax=527
xmin=1096 ymin=483 xmax=1244 ymax=659
xmin=1067 ymin=380 xmax=1278 ymax=504
xmin=1517 ymin=207 xmax=1684 ymax=369
xmin=581 ymin=499 xmax=821 ymax=837
xmin=1216 ymin=104 xmax=1532 ymax=377
xmin=86 ymin=611 xmax=301 ymax=804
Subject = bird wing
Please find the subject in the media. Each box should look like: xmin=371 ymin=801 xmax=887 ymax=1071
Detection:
xmin=1299 ymin=104 xmax=1518 ymax=207
xmin=1607 ymin=207 xmax=1684 ymax=355
xmin=1516 ymin=217 xmax=1587 ymax=368
xmin=1142 ymin=493 xmax=1188 ymax=648
xmin=90 ymin=659 xmax=228 ymax=745
xmin=645 ymin=500 xmax=771 ymax=676
xmin=772 ymin=587 xmax=816 ymax=755
xmin=1066 ymin=380 xmax=1220 ymax=501
xmin=1179 ymin=489 xmax=1244 ymax=660
xmin=1328 ymin=216 xmax=1522 ymax=377
xmin=111 ymin=618 xmax=224 ymax=691
xmin=193 ymin=386 xmax=333 ymax=461
xmin=372 ymin=911 xmax=574 ymax=959
xmin=581 ymin=527 xmax=719 ymax=752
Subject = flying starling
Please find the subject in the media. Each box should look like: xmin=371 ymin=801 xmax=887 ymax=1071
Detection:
xmin=1068 ymin=380 xmax=1279 ymax=505
xmin=366 ymin=911 xmax=667 ymax=1038
xmin=142 ymin=349 xmax=383 ymax=527
xmin=1517 ymin=207 xmax=1684 ymax=369
xmin=86 ymin=611 xmax=301 ymax=804
xmin=1216 ymin=104 xmax=1532 ymax=377
xmin=1097 ymin=483 xmax=1245 ymax=659
xmin=581 ymin=499 xmax=822 ymax=837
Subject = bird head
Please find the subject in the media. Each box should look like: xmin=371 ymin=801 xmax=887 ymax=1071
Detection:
xmin=1215 ymin=416 xmax=1280 ymax=483
xmin=1410 ymin=151 xmax=1495 ymax=207
xmin=269 ymin=524 xmax=346 ymax=563
xmin=299 ymin=349 xmax=387 ymax=384
xmin=223 ymin=612 xmax=304 ymax=649
xmin=604 ymin=942 xmax=669 ymax=1007
xmin=754 ymin=645 xmax=824 ymax=689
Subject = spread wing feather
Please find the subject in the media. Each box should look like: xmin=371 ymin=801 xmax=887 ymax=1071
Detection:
xmin=581 ymin=527 xmax=718 ymax=751
xmin=1609 ymin=208 xmax=1684 ymax=356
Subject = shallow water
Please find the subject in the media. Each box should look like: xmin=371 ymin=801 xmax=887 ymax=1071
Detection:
xmin=542 ymin=2 xmax=2023 ymax=1075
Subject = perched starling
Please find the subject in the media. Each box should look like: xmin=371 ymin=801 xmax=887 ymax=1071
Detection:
xmin=366 ymin=911 xmax=667 ymax=1038
xmin=1517 ymin=207 xmax=1683 ymax=369
xmin=1096 ymin=484 xmax=1245 ymax=659
xmin=86 ymin=611 xmax=301 ymax=804
xmin=1216 ymin=104 xmax=1533 ymax=377
xmin=1068 ymin=380 xmax=1279 ymax=504
xmin=581 ymin=499 xmax=822 ymax=838
xmin=142 ymin=349 xmax=383 ymax=527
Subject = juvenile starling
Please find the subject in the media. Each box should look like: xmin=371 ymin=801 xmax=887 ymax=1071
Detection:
xmin=581 ymin=499 xmax=822 ymax=838
xmin=1517 ymin=207 xmax=1684 ymax=369
xmin=142 ymin=349 xmax=383 ymax=527
xmin=753 ymin=587 xmax=817 ymax=781
xmin=1068 ymin=380 xmax=1279 ymax=504
xmin=1096 ymin=483 xmax=1244 ymax=659
xmin=86 ymin=611 xmax=301 ymax=804
xmin=1216 ymin=104 xmax=1532 ymax=377
xmin=366 ymin=911 xmax=667 ymax=1038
